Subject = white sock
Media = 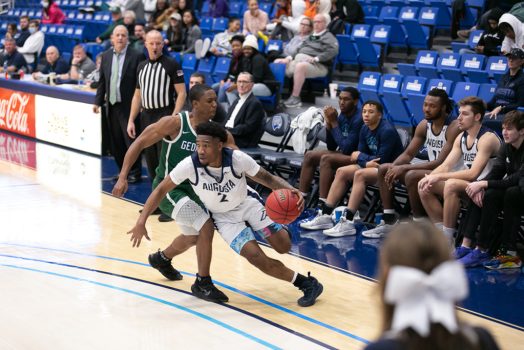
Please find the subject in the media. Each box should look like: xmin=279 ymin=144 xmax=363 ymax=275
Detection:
xmin=434 ymin=222 xmax=444 ymax=232
xmin=291 ymin=271 xmax=298 ymax=284
xmin=413 ymin=216 xmax=425 ymax=222
xmin=318 ymin=198 xmax=327 ymax=204
xmin=443 ymin=226 xmax=456 ymax=240
xmin=384 ymin=209 xmax=396 ymax=214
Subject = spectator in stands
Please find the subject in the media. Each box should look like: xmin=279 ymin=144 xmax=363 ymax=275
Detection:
xmin=180 ymin=10 xmax=201 ymax=56
xmin=362 ymin=89 xmax=460 ymax=239
xmin=418 ymin=97 xmax=501 ymax=246
xmin=152 ymin=0 xmax=180 ymax=31
xmin=459 ymin=9 xmax=504 ymax=56
xmin=17 ymin=20 xmax=45 ymax=71
xmin=165 ymin=12 xmax=184 ymax=51
xmin=178 ymin=0 xmax=190 ymax=13
xmin=330 ymin=0 xmax=364 ymax=25
xmin=271 ymin=17 xmax=312 ymax=62
xmin=183 ymin=72 xmax=227 ymax=124
xmin=5 ymin=23 xmax=18 ymax=40
xmin=0 ymin=38 xmax=27 ymax=73
xmin=32 ymin=46 xmax=69 ymax=79
xmin=149 ymin=0 xmax=169 ymax=29
xmin=243 ymin=0 xmax=269 ymax=40
xmin=208 ymin=0 xmax=228 ymax=18
xmin=96 ymin=6 xmax=124 ymax=45
xmin=94 ymin=25 xmax=144 ymax=184
xmin=143 ymin=0 xmax=157 ymax=22
xmin=301 ymin=101 xmax=404 ymax=237
xmin=278 ymin=0 xmax=307 ymax=35
xmin=197 ymin=18 xmax=242 ymax=58
xmin=123 ymin=10 xmax=137 ymax=35
xmin=130 ymin=23 xmax=146 ymax=52
xmin=221 ymin=35 xmax=275 ymax=106
xmin=223 ymin=72 xmax=266 ymax=148
xmin=297 ymin=86 xmax=363 ymax=204
xmin=14 ymin=16 xmax=30 ymax=48
xmin=457 ymin=7 xmax=504 ymax=41
xmin=215 ymin=35 xmax=244 ymax=104
xmin=366 ymin=221 xmax=499 ymax=350
xmin=304 ymin=0 xmax=331 ymax=19
xmin=41 ymin=0 xmax=65 ymax=25
xmin=486 ymin=48 xmax=524 ymax=120
xmin=85 ymin=53 xmax=103 ymax=89
xmin=498 ymin=13 xmax=524 ymax=55
xmin=281 ymin=14 xmax=339 ymax=108
xmin=455 ymin=111 xmax=524 ymax=269
xmin=267 ymin=0 xmax=293 ymax=41
xmin=123 ymin=0 xmax=145 ymax=23
xmin=59 ymin=44 xmax=96 ymax=81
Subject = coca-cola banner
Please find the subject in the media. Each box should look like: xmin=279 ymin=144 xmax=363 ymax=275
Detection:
xmin=0 ymin=88 xmax=36 ymax=137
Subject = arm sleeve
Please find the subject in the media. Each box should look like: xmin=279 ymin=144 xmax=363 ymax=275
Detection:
xmin=17 ymin=36 xmax=40 ymax=54
xmin=233 ymin=150 xmax=261 ymax=177
xmin=169 ymin=157 xmax=194 ymax=185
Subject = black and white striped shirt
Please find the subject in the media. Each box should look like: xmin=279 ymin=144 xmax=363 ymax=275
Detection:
xmin=136 ymin=55 xmax=185 ymax=110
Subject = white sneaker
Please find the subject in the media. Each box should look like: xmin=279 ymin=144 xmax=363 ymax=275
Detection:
xmin=201 ymin=37 xmax=211 ymax=58
xmin=323 ymin=217 xmax=356 ymax=237
xmin=361 ymin=221 xmax=397 ymax=239
xmin=300 ymin=210 xmax=333 ymax=230
xmin=331 ymin=208 xmax=361 ymax=223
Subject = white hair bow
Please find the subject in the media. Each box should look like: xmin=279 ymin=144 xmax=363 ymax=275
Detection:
xmin=384 ymin=260 xmax=468 ymax=337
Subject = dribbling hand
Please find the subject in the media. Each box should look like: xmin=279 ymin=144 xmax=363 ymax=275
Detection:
xmin=128 ymin=224 xmax=150 ymax=248
xmin=291 ymin=189 xmax=305 ymax=213
xmin=112 ymin=177 xmax=128 ymax=197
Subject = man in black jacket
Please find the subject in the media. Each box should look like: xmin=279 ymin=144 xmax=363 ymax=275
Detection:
xmin=224 ymin=72 xmax=265 ymax=148
xmin=93 ymin=25 xmax=144 ymax=183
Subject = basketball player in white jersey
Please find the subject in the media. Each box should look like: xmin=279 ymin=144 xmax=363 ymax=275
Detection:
xmin=128 ymin=122 xmax=324 ymax=307
xmin=362 ymin=89 xmax=461 ymax=238
xmin=418 ymin=96 xmax=501 ymax=243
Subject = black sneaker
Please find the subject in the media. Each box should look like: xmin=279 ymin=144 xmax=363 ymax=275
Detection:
xmin=297 ymin=272 xmax=323 ymax=307
xmin=148 ymin=250 xmax=183 ymax=281
xmin=191 ymin=276 xmax=229 ymax=303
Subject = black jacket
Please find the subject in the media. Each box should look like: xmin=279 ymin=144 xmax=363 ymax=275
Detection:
xmin=95 ymin=47 xmax=144 ymax=118
xmin=488 ymin=69 xmax=524 ymax=113
xmin=239 ymin=51 xmax=276 ymax=92
xmin=485 ymin=141 xmax=524 ymax=189
xmin=225 ymin=93 xmax=265 ymax=148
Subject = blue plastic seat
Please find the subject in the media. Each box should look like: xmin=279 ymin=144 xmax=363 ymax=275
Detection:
xmin=460 ymin=53 xmax=486 ymax=83
xmin=213 ymin=57 xmax=231 ymax=83
xmin=437 ymin=52 xmax=461 ymax=81
xmin=200 ymin=17 xmax=213 ymax=36
xmin=427 ymin=79 xmax=453 ymax=93
xmin=403 ymin=19 xmax=431 ymax=49
xmin=381 ymin=74 xmax=413 ymax=126
xmin=403 ymin=76 xmax=428 ymax=124
xmin=414 ymin=50 xmax=439 ymax=79
xmin=181 ymin=54 xmax=198 ymax=83
xmin=478 ymin=83 xmax=497 ymax=103
xmin=258 ymin=63 xmax=286 ymax=111
xmin=351 ymin=24 xmax=371 ymax=39
xmin=212 ymin=17 xmax=229 ymax=33
xmin=486 ymin=56 xmax=508 ymax=83
xmin=397 ymin=63 xmax=417 ymax=77
xmin=265 ymin=39 xmax=283 ymax=54
xmin=358 ymin=71 xmax=382 ymax=104
xmin=451 ymin=82 xmax=480 ymax=104
xmin=378 ymin=6 xmax=399 ymax=22
xmin=336 ymin=35 xmax=359 ymax=66
xmin=196 ymin=56 xmax=216 ymax=85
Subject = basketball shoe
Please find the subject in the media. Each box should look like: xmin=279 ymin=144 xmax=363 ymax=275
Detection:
xmin=483 ymin=255 xmax=522 ymax=270
xmin=361 ymin=220 xmax=398 ymax=239
xmin=297 ymin=273 xmax=323 ymax=307
xmin=299 ymin=210 xmax=333 ymax=230
xmin=453 ymin=246 xmax=473 ymax=259
xmin=323 ymin=217 xmax=356 ymax=237
xmin=191 ymin=275 xmax=229 ymax=303
xmin=458 ymin=248 xmax=490 ymax=268
xmin=148 ymin=250 xmax=183 ymax=280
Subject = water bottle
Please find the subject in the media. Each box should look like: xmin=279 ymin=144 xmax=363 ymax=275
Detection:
xmin=78 ymin=69 xmax=85 ymax=86
xmin=3 ymin=62 xmax=8 ymax=79
xmin=375 ymin=213 xmax=383 ymax=226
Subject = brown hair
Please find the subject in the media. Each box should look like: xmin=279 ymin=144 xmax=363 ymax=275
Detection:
xmin=377 ymin=221 xmax=481 ymax=350
xmin=502 ymin=110 xmax=524 ymax=131
xmin=458 ymin=96 xmax=486 ymax=121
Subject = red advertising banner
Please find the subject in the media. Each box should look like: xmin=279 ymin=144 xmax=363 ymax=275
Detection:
xmin=0 ymin=131 xmax=37 ymax=169
xmin=0 ymin=88 xmax=36 ymax=137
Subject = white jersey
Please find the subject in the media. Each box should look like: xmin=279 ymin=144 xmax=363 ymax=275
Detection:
xmin=425 ymin=115 xmax=454 ymax=161
xmin=169 ymin=148 xmax=261 ymax=213
xmin=459 ymin=126 xmax=500 ymax=180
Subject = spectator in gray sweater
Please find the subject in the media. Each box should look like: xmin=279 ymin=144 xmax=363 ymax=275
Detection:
xmin=278 ymin=14 xmax=339 ymax=108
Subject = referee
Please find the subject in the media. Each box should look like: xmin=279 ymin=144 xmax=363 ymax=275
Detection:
xmin=127 ymin=29 xmax=187 ymax=180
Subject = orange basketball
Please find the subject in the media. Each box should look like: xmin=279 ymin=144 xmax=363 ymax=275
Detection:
xmin=265 ymin=189 xmax=302 ymax=224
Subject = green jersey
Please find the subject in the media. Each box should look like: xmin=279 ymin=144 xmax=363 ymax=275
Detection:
xmin=152 ymin=111 xmax=204 ymax=215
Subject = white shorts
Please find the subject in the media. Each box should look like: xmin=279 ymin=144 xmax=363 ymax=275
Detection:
xmin=211 ymin=195 xmax=283 ymax=254
xmin=171 ymin=196 xmax=210 ymax=236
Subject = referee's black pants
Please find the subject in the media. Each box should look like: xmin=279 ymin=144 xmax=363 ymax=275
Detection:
xmin=140 ymin=106 xmax=174 ymax=180
xmin=107 ymin=102 xmax=142 ymax=177
xmin=461 ymin=186 xmax=524 ymax=252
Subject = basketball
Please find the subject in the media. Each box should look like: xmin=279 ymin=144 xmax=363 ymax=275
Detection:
xmin=265 ymin=189 xmax=302 ymax=224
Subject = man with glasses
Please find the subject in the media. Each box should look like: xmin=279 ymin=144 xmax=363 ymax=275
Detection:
xmin=224 ymin=72 xmax=266 ymax=148
xmin=278 ymin=14 xmax=339 ymax=108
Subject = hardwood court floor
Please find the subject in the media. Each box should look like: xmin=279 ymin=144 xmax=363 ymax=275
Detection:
xmin=1 ymin=135 xmax=523 ymax=349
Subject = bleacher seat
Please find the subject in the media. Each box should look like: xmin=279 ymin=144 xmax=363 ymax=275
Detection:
xmin=429 ymin=0 xmax=451 ymax=29
xmin=486 ymin=56 xmax=508 ymax=83
xmin=336 ymin=35 xmax=359 ymax=67
xmin=437 ymin=52 xmax=462 ymax=82
xmin=427 ymin=78 xmax=453 ymax=93
xmin=212 ymin=18 xmax=228 ymax=33
xmin=265 ymin=39 xmax=283 ymax=54
xmin=452 ymin=82 xmax=480 ymax=104
xmin=212 ymin=57 xmax=231 ymax=83
xmin=358 ymin=71 xmax=382 ymax=103
xmin=196 ymin=56 xmax=216 ymax=86
xmin=460 ymin=53 xmax=486 ymax=82
xmin=451 ymin=29 xmax=484 ymax=53
xmin=404 ymin=76 xmax=428 ymax=124
xmin=418 ymin=7 xmax=438 ymax=30
xmin=478 ymin=83 xmax=497 ymax=103
xmin=378 ymin=6 xmax=399 ymax=22
xmin=259 ymin=63 xmax=286 ymax=111
xmin=200 ymin=17 xmax=213 ymax=36
xmin=414 ymin=50 xmax=439 ymax=79
xmin=403 ymin=19 xmax=431 ymax=49
xmin=229 ymin=2 xmax=244 ymax=17
xmin=397 ymin=63 xmax=417 ymax=77
xmin=181 ymin=54 xmax=198 ymax=83
xmin=352 ymin=24 xmax=371 ymax=39
xmin=371 ymin=24 xmax=391 ymax=54
xmin=381 ymin=74 xmax=413 ymax=126
xmin=363 ymin=5 xmax=380 ymax=25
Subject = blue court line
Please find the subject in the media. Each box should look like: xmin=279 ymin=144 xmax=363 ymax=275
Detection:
xmin=0 ymin=261 xmax=283 ymax=350
xmin=0 ymin=242 xmax=370 ymax=345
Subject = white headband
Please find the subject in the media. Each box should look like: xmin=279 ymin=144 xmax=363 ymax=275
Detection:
xmin=384 ymin=260 xmax=468 ymax=337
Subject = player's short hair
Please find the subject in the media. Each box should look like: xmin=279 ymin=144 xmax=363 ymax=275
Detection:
xmin=502 ymin=110 xmax=524 ymax=130
xmin=341 ymin=86 xmax=360 ymax=100
xmin=196 ymin=121 xmax=228 ymax=143
xmin=189 ymin=84 xmax=213 ymax=103
xmin=362 ymin=100 xmax=383 ymax=115
xmin=190 ymin=72 xmax=206 ymax=83
xmin=458 ymin=96 xmax=486 ymax=121
xmin=427 ymin=88 xmax=453 ymax=114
